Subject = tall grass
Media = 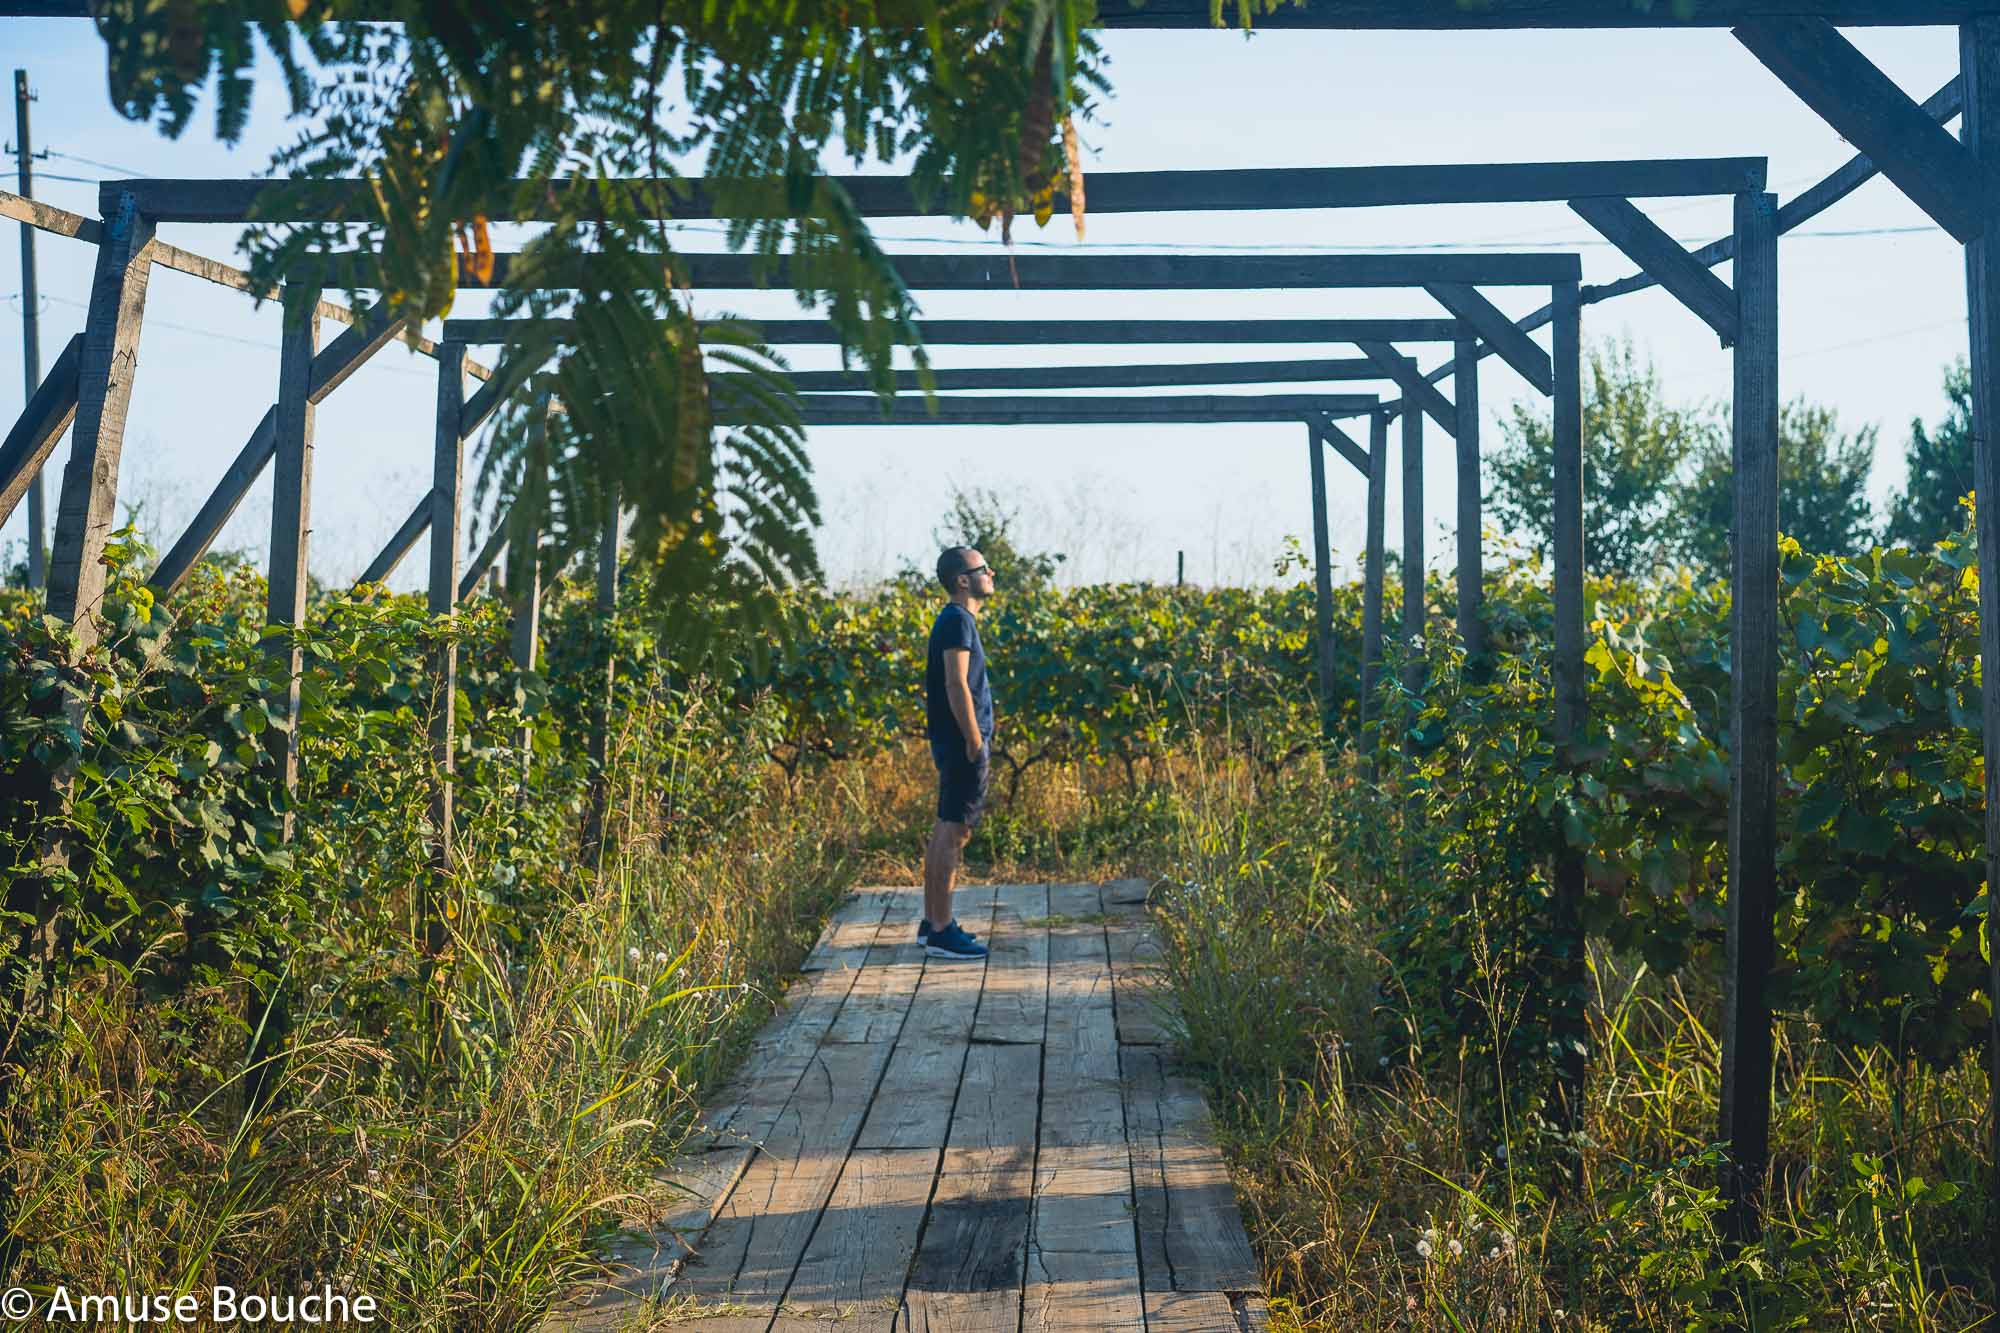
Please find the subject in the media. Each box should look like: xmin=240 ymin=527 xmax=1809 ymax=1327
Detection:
xmin=1151 ymin=740 xmax=1992 ymax=1331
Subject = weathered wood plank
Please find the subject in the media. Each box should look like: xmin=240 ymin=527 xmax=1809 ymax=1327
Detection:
xmin=761 ymin=393 xmax=1377 ymax=429
xmin=45 ymin=189 xmax=153 ymax=649
xmin=0 ymin=331 xmax=79 ymax=529
xmin=331 ymin=250 xmax=1585 ymax=292
xmin=1400 ymin=404 xmax=1426 ymax=709
xmin=447 ymin=317 xmax=1465 ymax=345
xmin=897 ymin=1041 xmax=1045 ymax=1333
xmin=1142 ymin=1290 xmax=1247 ymax=1332
xmin=1735 ymin=16 xmax=1982 ymax=242
xmin=1123 ymin=1047 xmax=1261 ymax=1294
xmin=778 ymin=1147 xmax=938 ymax=1322
xmin=1568 ymin=195 xmax=1740 ymax=343
xmin=1550 ymin=278 xmax=1589 ymax=1134
xmin=973 ymin=884 xmax=1050 ymax=1046
xmin=1308 ymin=424 xmax=1336 ymax=738
xmin=426 ymin=342 xmax=467 ymax=923
xmin=856 ymin=885 xmax=1000 ymax=1149
xmin=1103 ymin=899 xmax=1175 ymax=1048
xmin=735 ymin=357 xmax=1385 ymax=395
xmin=1720 ymin=190 xmax=1783 ymax=1240
xmin=1026 ymin=886 xmax=1143 ymax=1332
xmin=1094 ymin=1 xmax=1990 ymax=30
xmin=824 ymin=921 xmax=932 ymax=1046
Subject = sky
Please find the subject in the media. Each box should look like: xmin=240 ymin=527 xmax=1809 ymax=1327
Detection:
xmin=0 ymin=19 xmax=1974 ymax=593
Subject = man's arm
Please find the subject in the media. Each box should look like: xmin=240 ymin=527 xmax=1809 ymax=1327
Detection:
xmin=943 ymin=648 xmax=982 ymax=759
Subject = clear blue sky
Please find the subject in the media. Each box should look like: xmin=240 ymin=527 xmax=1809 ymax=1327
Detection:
xmin=0 ymin=19 xmax=1970 ymax=591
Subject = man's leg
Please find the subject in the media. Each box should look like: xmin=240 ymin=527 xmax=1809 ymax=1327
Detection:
xmin=924 ymin=819 xmax=969 ymax=931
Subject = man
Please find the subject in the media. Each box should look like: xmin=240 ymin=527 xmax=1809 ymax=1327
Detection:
xmin=921 ymin=546 xmax=995 ymax=960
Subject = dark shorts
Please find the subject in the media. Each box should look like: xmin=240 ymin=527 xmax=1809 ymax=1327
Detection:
xmin=931 ymin=737 xmax=992 ymax=827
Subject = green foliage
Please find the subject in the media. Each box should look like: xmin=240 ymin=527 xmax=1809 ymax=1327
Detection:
xmin=1487 ymin=339 xmax=1714 ymax=578
xmin=1676 ymin=399 xmax=1878 ymax=577
xmin=1885 ymin=357 xmax=1975 ymax=553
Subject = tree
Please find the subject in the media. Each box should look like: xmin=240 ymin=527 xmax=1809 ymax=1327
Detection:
xmin=1885 ymin=358 xmax=1974 ymax=552
xmin=899 ymin=485 xmax=1066 ymax=594
xmin=1486 ymin=339 xmax=1712 ymax=578
xmin=1673 ymin=400 xmax=1877 ymax=578
xmin=89 ymin=0 xmax=1111 ymax=645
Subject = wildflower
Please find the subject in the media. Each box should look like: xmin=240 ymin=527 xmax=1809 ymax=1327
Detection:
xmin=626 ymin=946 xmax=643 ymax=964
xmin=1415 ymin=1239 xmax=1434 ymax=1259
xmin=1494 ymin=1142 xmax=1508 ymax=1163
xmin=654 ymin=950 xmax=671 ymax=965
xmin=1378 ymin=1055 xmax=1389 ymax=1068
xmin=1488 ymin=1246 xmax=1501 ymax=1260
xmin=366 ymin=1168 xmax=381 ymax=1183
xmin=1553 ymin=1309 xmax=1566 ymax=1321
xmin=1448 ymin=1239 xmax=1463 ymax=1259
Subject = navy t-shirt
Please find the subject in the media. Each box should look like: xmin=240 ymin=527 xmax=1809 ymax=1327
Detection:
xmin=926 ymin=603 xmax=993 ymax=747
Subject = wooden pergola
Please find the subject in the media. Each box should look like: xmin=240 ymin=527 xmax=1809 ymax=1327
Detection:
xmin=2 ymin=0 xmax=1996 ymax=1265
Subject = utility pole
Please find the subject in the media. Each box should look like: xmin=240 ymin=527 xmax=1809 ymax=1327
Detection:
xmin=11 ymin=69 xmax=45 ymax=589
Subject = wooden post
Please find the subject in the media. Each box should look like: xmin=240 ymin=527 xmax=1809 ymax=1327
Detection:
xmin=1719 ymin=190 xmax=1782 ymax=1242
xmin=1963 ymin=17 xmax=2000 ymax=1294
xmin=45 ymin=190 xmax=154 ymax=648
xmin=1550 ymin=277 xmax=1589 ymax=1139
xmin=1400 ymin=401 xmax=1425 ymax=716
xmin=1360 ymin=410 xmax=1388 ymax=752
xmin=1308 ymin=423 xmax=1336 ymax=738
xmin=425 ymin=341 xmax=466 ymax=958
xmin=265 ymin=296 xmax=319 ymax=810
xmin=584 ymin=491 xmax=620 ymax=870
xmin=1453 ymin=337 xmax=1486 ymax=674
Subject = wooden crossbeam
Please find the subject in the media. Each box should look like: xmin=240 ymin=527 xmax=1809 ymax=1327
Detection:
xmin=460 ymin=521 xmax=509 ymax=601
xmin=323 ymin=251 xmax=1583 ymax=291
xmin=1735 ymin=17 xmax=1983 ymax=243
xmin=1356 ymin=343 xmax=1457 ymax=435
xmin=9 ymin=0 xmax=1993 ymax=23
xmin=100 ymin=159 xmax=1765 ymax=224
xmin=1311 ymin=416 xmax=1371 ymax=476
xmin=0 ymin=333 xmax=81 ymax=529
xmin=444 ymin=316 xmax=1465 ymax=344
xmin=356 ymin=496 xmax=431 ymax=587
xmin=726 ymin=359 xmax=1386 ymax=394
xmin=1569 ymin=195 xmax=1741 ymax=343
xmin=149 ymin=300 xmax=411 ymax=599
xmin=758 ymin=393 xmax=1379 ymax=426
xmin=1423 ymin=283 xmax=1554 ymax=395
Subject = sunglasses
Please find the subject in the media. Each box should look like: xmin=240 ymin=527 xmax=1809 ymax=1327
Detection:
xmin=960 ymin=563 xmax=993 ymax=579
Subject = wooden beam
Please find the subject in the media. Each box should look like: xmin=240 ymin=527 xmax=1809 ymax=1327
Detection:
xmin=1414 ymin=75 xmax=1964 ymax=394
xmin=356 ymin=495 xmax=430 ymax=587
xmin=1360 ymin=411 xmax=1388 ymax=749
xmin=1312 ymin=415 xmax=1370 ymax=476
xmin=769 ymin=393 xmax=1379 ymax=426
xmin=150 ymin=297 xmax=412 ymax=600
xmin=424 ymin=343 xmax=467 ymax=964
xmin=738 ymin=358 xmax=1386 ymax=393
xmin=1094 ymin=0 xmax=2000 ymax=26
xmin=9 ymin=0 xmax=1995 ymax=23
xmin=265 ymin=305 xmax=319 ymax=804
xmin=103 ymin=159 xmax=1766 ymax=223
xmin=1550 ymin=277 xmax=1588 ymax=1139
xmin=1735 ymin=16 xmax=1984 ymax=242
xmin=1454 ymin=337 xmax=1485 ymax=670
xmin=0 ymin=332 xmax=80 ymax=529
xmin=1400 ymin=405 xmax=1425 ymax=711
xmin=1424 ymin=283 xmax=1554 ymax=395
xmin=459 ymin=518 xmax=509 ymax=601
xmin=1963 ymin=18 xmax=2000 ymax=1299
xmin=324 ymin=250 xmax=1585 ymax=291
xmin=1719 ymin=190 xmax=1783 ymax=1243
xmin=46 ymin=191 xmax=154 ymax=650
xmin=1357 ymin=342 xmax=1457 ymax=436
xmin=584 ymin=494 xmax=621 ymax=872
xmin=1570 ymin=195 xmax=1741 ymax=343
xmin=446 ymin=316 xmax=1466 ymax=345
xmin=1308 ymin=425 xmax=1336 ymax=739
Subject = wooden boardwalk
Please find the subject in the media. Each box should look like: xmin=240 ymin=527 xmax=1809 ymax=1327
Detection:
xmin=546 ymin=882 xmax=1268 ymax=1332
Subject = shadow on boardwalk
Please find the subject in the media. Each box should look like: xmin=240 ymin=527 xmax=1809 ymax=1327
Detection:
xmin=542 ymin=881 xmax=1270 ymax=1332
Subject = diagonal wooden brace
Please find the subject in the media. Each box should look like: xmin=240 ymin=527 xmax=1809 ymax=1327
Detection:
xmin=1570 ymin=195 xmax=1741 ymax=344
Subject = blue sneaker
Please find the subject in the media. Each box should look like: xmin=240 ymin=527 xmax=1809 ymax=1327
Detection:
xmin=924 ymin=922 xmax=988 ymax=961
xmin=916 ymin=917 xmax=977 ymax=943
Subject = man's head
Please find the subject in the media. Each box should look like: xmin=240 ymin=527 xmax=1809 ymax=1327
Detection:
xmin=936 ymin=546 xmax=995 ymax=601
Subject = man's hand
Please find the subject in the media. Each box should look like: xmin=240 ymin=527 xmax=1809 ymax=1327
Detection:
xmin=965 ymin=734 xmax=982 ymax=763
